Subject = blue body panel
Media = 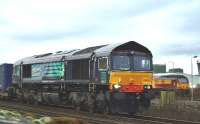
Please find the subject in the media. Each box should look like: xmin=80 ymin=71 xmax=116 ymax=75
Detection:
xmin=0 ymin=64 xmax=13 ymax=91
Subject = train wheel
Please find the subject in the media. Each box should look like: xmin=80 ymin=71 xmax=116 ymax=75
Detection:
xmin=103 ymin=103 xmax=110 ymax=114
xmin=128 ymin=106 xmax=137 ymax=115
xmin=128 ymin=99 xmax=139 ymax=116
xmin=140 ymin=94 xmax=151 ymax=110
xmin=87 ymin=93 xmax=95 ymax=113
xmin=76 ymin=106 xmax=80 ymax=112
xmin=88 ymin=104 xmax=95 ymax=113
xmin=19 ymin=92 xmax=25 ymax=103
xmin=72 ymin=100 xmax=81 ymax=112
xmin=28 ymin=95 xmax=33 ymax=104
xmin=33 ymin=94 xmax=39 ymax=105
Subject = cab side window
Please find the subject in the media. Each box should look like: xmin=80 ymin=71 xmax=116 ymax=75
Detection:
xmin=98 ymin=57 xmax=108 ymax=70
xmin=14 ymin=65 xmax=20 ymax=76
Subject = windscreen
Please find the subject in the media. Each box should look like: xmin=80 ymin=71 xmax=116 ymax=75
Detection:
xmin=178 ymin=77 xmax=189 ymax=83
xmin=112 ymin=55 xmax=130 ymax=70
xmin=112 ymin=55 xmax=152 ymax=71
xmin=134 ymin=56 xmax=151 ymax=71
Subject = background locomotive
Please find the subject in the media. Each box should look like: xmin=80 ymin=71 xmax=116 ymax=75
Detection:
xmin=153 ymin=73 xmax=190 ymax=90
xmin=153 ymin=73 xmax=190 ymax=95
xmin=3 ymin=41 xmax=153 ymax=114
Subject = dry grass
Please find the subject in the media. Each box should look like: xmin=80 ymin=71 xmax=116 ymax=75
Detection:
xmin=38 ymin=117 xmax=89 ymax=124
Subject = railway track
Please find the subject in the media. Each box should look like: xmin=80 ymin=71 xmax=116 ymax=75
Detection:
xmin=134 ymin=115 xmax=200 ymax=124
xmin=0 ymin=101 xmax=200 ymax=124
xmin=0 ymin=101 xmax=116 ymax=124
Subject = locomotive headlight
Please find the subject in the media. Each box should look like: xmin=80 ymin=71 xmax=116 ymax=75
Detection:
xmin=147 ymin=85 xmax=151 ymax=89
xmin=113 ymin=84 xmax=121 ymax=89
xmin=144 ymin=85 xmax=151 ymax=89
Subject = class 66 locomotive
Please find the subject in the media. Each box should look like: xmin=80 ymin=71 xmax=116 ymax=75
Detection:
xmin=6 ymin=41 xmax=153 ymax=115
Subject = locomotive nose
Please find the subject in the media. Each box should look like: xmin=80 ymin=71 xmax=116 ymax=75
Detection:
xmin=109 ymin=71 xmax=152 ymax=92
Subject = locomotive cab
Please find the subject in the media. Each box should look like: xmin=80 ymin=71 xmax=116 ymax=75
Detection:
xmin=94 ymin=41 xmax=153 ymax=114
xmin=109 ymin=53 xmax=152 ymax=114
xmin=109 ymin=53 xmax=152 ymax=92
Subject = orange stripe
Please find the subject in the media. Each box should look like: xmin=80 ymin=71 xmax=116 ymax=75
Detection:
xmin=120 ymin=85 xmax=144 ymax=93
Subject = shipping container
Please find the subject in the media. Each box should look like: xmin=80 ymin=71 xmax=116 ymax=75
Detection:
xmin=197 ymin=61 xmax=200 ymax=75
xmin=0 ymin=64 xmax=13 ymax=91
xmin=153 ymin=64 xmax=166 ymax=73
xmin=169 ymin=68 xmax=184 ymax=73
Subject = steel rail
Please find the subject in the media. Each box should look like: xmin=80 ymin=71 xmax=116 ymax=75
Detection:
xmin=0 ymin=101 xmax=200 ymax=124
xmin=134 ymin=115 xmax=200 ymax=124
xmin=0 ymin=101 xmax=121 ymax=124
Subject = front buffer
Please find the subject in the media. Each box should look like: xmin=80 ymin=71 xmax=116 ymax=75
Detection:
xmin=108 ymin=90 xmax=151 ymax=115
xmin=110 ymin=92 xmax=138 ymax=114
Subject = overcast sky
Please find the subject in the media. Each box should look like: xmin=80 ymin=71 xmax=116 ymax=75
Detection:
xmin=0 ymin=0 xmax=199 ymax=74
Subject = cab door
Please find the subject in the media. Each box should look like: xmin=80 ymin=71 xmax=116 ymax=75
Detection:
xmin=98 ymin=57 xmax=109 ymax=84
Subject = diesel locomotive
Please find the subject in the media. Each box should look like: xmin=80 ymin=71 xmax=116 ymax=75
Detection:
xmin=153 ymin=73 xmax=190 ymax=95
xmin=153 ymin=73 xmax=190 ymax=90
xmin=8 ymin=41 xmax=153 ymax=114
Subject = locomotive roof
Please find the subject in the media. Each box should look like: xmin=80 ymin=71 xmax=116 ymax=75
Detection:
xmin=94 ymin=41 xmax=152 ymax=57
xmin=154 ymin=73 xmax=188 ymax=79
xmin=14 ymin=49 xmax=79 ymax=65
xmin=65 ymin=45 xmax=106 ymax=60
xmin=14 ymin=41 xmax=152 ymax=65
xmin=66 ymin=41 xmax=152 ymax=60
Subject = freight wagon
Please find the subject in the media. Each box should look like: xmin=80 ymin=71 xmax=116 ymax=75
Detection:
xmin=0 ymin=64 xmax=13 ymax=92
